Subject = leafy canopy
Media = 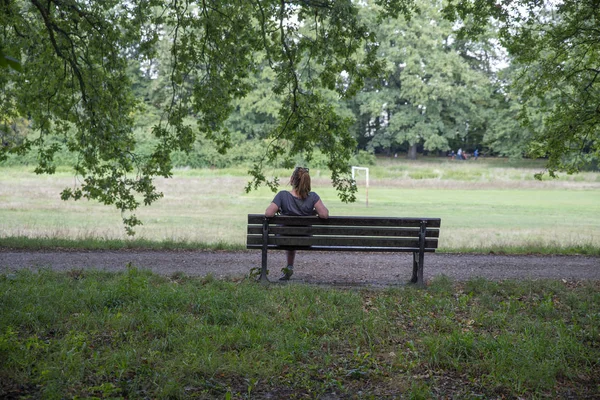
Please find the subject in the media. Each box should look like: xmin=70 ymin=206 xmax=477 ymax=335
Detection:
xmin=0 ymin=0 xmax=415 ymax=233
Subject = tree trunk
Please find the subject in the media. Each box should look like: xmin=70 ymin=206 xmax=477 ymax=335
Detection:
xmin=407 ymin=143 xmax=417 ymax=160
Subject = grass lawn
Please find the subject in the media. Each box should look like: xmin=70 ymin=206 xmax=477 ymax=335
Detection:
xmin=1 ymin=158 xmax=599 ymax=254
xmin=1 ymin=269 xmax=598 ymax=399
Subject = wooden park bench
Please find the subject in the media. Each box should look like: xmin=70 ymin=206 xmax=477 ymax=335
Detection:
xmin=247 ymin=214 xmax=441 ymax=285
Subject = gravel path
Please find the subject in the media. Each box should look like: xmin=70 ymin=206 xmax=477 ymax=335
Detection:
xmin=1 ymin=250 xmax=598 ymax=286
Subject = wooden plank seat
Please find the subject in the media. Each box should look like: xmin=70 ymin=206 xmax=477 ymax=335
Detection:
xmin=247 ymin=214 xmax=441 ymax=285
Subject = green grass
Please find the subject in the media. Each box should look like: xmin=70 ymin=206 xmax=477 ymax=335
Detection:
xmin=0 ymin=236 xmax=243 ymax=251
xmin=1 ymin=269 xmax=598 ymax=398
xmin=1 ymin=158 xmax=599 ymax=254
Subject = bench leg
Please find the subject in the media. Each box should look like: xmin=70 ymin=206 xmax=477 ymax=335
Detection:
xmin=259 ymin=247 xmax=269 ymax=283
xmin=413 ymin=221 xmax=426 ymax=286
xmin=417 ymin=250 xmax=425 ymax=286
xmin=259 ymin=217 xmax=269 ymax=283
xmin=411 ymin=252 xmax=418 ymax=283
xmin=410 ymin=252 xmax=424 ymax=286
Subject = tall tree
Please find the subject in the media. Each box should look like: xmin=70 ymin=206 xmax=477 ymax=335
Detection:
xmin=444 ymin=0 xmax=600 ymax=175
xmin=353 ymin=0 xmax=494 ymax=159
xmin=480 ymin=63 xmax=547 ymax=159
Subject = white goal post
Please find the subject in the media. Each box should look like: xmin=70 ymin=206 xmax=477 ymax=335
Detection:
xmin=351 ymin=166 xmax=369 ymax=207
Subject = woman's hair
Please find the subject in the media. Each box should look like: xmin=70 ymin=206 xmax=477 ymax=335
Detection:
xmin=290 ymin=167 xmax=311 ymax=199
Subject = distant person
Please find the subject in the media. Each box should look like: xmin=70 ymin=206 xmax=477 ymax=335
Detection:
xmin=474 ymin=148 xmax=479 ymax=160
xmin=457 ymin=148 xmax=463 ymax=160
xmin=450 ymin=150 xmax=456 ymax=160
xmin=265 ymin=167 xmax=329 ymax=280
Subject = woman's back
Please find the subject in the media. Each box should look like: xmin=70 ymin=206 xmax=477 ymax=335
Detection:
xmin=272 ymin=190 xmax=321 ymax=216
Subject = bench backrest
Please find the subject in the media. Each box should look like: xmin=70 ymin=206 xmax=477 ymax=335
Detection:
xmin=247 ymin=214 xmax=441 ymax=252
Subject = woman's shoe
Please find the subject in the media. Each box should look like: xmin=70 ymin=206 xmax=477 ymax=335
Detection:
xmin=279 ymin=266 xmax=294 ymax=281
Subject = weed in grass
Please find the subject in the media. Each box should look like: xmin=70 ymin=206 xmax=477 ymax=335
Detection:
xmin=427 ymin=275 xmax=454 ymax=296
xmin=441 ymin=168 xmax=481 ymax=181
xmin=408 ymin=381 xmax=433 ymax=400
xmin=407 ymin=170 xmax=439 ymax=180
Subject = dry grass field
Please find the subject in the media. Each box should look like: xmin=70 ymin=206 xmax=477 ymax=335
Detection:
xmin=1 ymin=159 xmax=599 ymax=253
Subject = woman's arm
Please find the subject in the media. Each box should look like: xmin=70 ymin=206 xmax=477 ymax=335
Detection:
xmin=314 ymin=199 xmax=329 ymax=219
xmin=265 ymin=202 xmax=279 ymax=217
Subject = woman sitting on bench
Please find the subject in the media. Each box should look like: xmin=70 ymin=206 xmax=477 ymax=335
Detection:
xmin=265 ymin=166 xmax=329 ymax=280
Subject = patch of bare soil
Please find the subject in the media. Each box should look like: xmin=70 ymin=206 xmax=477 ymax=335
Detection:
xmin=1 ymin=250 xmax=598 ymax=285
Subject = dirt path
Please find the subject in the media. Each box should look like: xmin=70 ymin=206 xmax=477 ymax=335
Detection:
xmin=1 ymin=250 xmax=598 ymax=286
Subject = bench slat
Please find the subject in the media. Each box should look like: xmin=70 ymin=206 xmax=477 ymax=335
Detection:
xmin=247 ymin=225 xmax=440 ymax=238
xmin=247 ymin=235 xmax=438 ymax=248
xmin=248 ymin=214 xmax=441 ymax=228
xmin=246 ymin=244 xmax=438 ymax=252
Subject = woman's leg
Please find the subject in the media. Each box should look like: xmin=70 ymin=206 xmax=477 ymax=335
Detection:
xmin=280 ymin=250 xmax=296 ymax=280
xmin=286 ymin=250 xmax=296 ymax=267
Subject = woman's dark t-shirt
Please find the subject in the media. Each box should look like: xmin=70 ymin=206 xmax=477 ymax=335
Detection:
xmin=272 ymin=191 xmax=320 ymax=216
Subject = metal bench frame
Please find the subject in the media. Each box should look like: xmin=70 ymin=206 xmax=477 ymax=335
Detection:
xmin=247 ymin=214 xmax=441 ymax=285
